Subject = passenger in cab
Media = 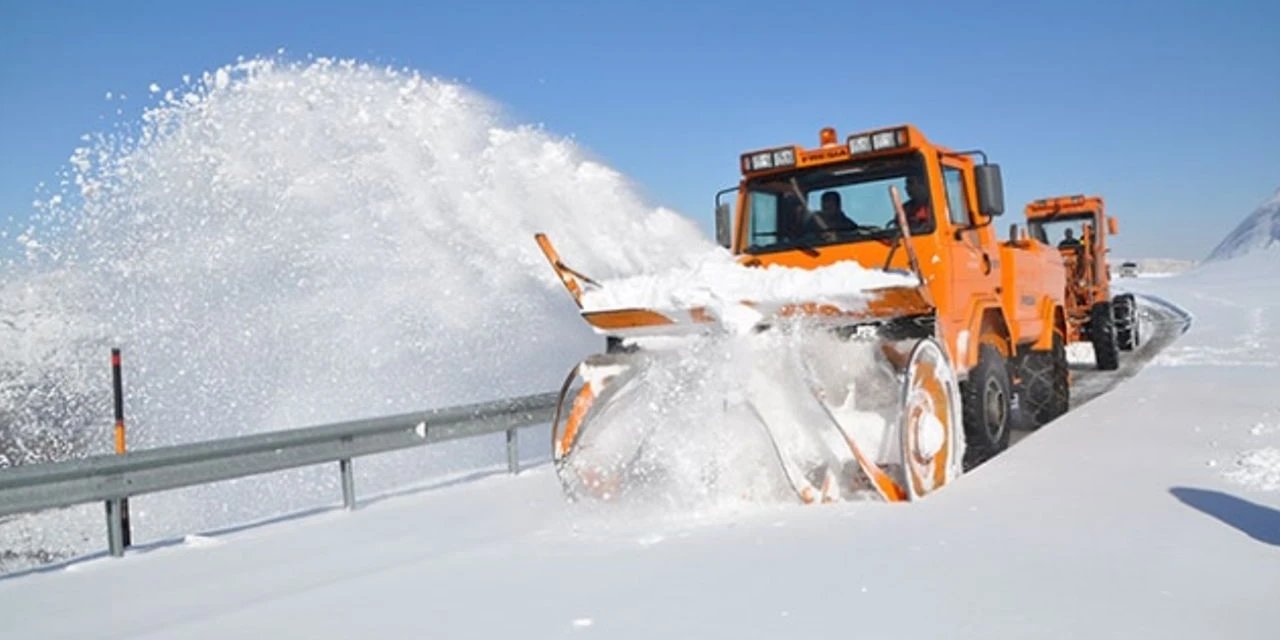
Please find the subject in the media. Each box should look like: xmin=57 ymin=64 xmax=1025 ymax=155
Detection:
xmin=902 ymin=175 xmax=932 ymax=231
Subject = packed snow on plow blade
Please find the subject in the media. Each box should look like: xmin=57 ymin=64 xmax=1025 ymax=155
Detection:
xmin=537 ymin=235 xmax=964 ymax=506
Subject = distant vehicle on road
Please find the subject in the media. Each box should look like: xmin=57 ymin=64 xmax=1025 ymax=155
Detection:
xmin=1119 ymin=261 xmax=1139 ymax=278
xmin=1024 ymin=195 xmax=1139 ymax=371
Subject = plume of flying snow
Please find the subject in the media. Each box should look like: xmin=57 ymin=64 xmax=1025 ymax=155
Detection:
xmin=1 ymin=57 xmax=712 ymax=566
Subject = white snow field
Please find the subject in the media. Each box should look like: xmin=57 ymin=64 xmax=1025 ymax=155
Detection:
xmin=2 ymin=252 xmax=1278 ymax=638
xmin=2 ymin=56 xmax=1277 ymax=637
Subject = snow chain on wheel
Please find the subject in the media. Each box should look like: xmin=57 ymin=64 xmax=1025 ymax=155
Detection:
xmin=960 ymin=344 xmax=1012 ymax=470
xmin=1013 ymin=333 xmax=1069 ymax=431
xmin=1114 ymin=294 xmax=1139 ymax=352
xmin=1091 ymin=301 xmax=1120 ymax=371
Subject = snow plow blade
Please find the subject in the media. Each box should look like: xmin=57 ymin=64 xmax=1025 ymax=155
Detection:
xmin=536 ymin=233 xmax=934 ymax=335
xmin=536 ymin=233 xmax=962 ymax=505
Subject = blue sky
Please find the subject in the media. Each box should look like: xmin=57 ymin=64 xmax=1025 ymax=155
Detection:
xmin=2 ymin=0 xmax=1277 ymax=260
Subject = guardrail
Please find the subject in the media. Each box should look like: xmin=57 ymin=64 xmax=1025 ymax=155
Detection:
xmin=0 ymin=391 xmax=559 ymax=558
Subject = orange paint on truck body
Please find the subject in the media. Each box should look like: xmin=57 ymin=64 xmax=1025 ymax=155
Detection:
xmin=1023 ymin=195 xmax=1116 ymax=343
xmin=731 ymin=124 xmax=1065 ymax=375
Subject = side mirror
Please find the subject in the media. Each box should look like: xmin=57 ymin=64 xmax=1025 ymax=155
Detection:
xmin=715 ymin=203 xmax=732 ymax=248
xmin=1108 ymin=216 xmax=1119 ymax=236
xmin=975 ymin=164 xmax=1005 ymax=217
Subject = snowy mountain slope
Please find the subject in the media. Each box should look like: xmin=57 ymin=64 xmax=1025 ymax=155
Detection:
xmin=2 ymin=256 xmax=1277 ymax=638
xmin=1206 ymin=188 xmax=1280 ymax=261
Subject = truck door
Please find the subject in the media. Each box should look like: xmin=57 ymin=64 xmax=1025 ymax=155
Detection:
xmin=942 ymin=160 xmax=1001 ymax=362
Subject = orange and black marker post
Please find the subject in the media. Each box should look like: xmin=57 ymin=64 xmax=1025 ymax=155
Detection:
xmin=111 ymin=348 xmax=132 ymax=548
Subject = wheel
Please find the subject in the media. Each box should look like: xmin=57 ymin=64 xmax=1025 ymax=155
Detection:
xmin=1013 ymin=333 xmax=1069 ymax=430
xmin=1114 ymin=294 xmax=1139 ymax=351
xmin=960 ymin=344 xmax=1013 ymax=470
xmin=899 ymin=339 xmax=964 ymax=499
xmin=1090 ymin=302 xmax=1120 ymax=371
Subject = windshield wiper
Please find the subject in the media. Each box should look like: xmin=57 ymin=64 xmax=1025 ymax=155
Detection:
xmin=774 ymin=236 xmax=821 ymax=256
xmin=792 ymin=240 xmax=820 ymax=257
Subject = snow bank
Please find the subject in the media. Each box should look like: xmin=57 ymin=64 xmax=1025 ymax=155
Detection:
xmin=1143 ymin=252 xmax=1280 ymax=369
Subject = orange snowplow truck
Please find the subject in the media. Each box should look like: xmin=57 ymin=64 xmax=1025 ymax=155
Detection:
xmin=1024 ymin=195 xmax=1139 ymax=370
xmin=715 ymin=124 xmax=1070 ymax=462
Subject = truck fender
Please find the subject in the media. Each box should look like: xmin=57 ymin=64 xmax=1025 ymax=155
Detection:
xmin=961 ymin=302 xmax=1012 ymax=371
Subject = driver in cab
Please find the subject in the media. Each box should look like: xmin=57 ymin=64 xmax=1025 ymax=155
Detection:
xmin=805 ymin=191 xmax=860 ymax=238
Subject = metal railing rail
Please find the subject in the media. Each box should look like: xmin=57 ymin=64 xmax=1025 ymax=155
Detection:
xmin=0 ymin=391 xmax=559 ymax=557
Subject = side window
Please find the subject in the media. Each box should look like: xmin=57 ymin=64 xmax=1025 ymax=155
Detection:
xmin=748 ymin=191 xmax=778 ymax=245
xmin=943 ymin=167 xmax=970 ymax=226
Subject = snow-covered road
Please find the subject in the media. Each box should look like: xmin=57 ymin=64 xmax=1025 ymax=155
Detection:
xmin=1067 ymin=293 xmax=1191 ymax=410
xmin=2 ymin=256 xmax=1276 ymax=639
xmin=1006 ymin=293 xmax=1184 ymax=450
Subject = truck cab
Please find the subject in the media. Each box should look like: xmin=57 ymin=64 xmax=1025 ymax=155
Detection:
xmin=715 ymin=125 xmax=1069 ymax=462
xmin=716 ymin=125 xmax=1065 ymax=377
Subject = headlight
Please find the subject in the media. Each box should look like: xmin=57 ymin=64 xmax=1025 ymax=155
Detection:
xmin=772 ymin=148 xmax=796 ymax=167
xmin=749 ymin=152 xmax=774 ymax=170
xmin=848 ymin=135 xmax=872 ymax=154
xmin=872 ymin=130 xmax=900 ymax=150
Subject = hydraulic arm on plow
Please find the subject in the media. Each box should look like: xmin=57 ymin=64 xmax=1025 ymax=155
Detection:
xmin=537 ymin=125 xmax=1068 ymax=504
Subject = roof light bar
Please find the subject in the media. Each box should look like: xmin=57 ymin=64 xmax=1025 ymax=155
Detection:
xmin=848 ymin=127 xmax=907 ymax=154
xmin=740 ymin=145 xmax=798 ymax=173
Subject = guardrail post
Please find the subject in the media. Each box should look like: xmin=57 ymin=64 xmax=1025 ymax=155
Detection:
xmin=506 ymin=428 xmax=519 ymax=475
xmin=105 ymin=498 xmax=125 ymax=557
xmin=339 ymin=458 xmax=356 ymax=510
xmin=110 ymin=347 xmax=132 ymax=549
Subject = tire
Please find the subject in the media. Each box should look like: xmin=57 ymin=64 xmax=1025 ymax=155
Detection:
xmin=1114 ymin=294 xmax=1139 ymax=351
xmin=1013 ymin=334 xmax=1069 ymax=430
xmin=960 ymin=344 xmax=1013 ymax=470
xmin=1090 ymin=302 xmax=1120 ymax=371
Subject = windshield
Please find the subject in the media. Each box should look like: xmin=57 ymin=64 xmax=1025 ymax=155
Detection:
xmin=1028 ymin=214 xmax=1099 ymax=249
xmin=743 ymin=154 xmax=932 ymax=254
